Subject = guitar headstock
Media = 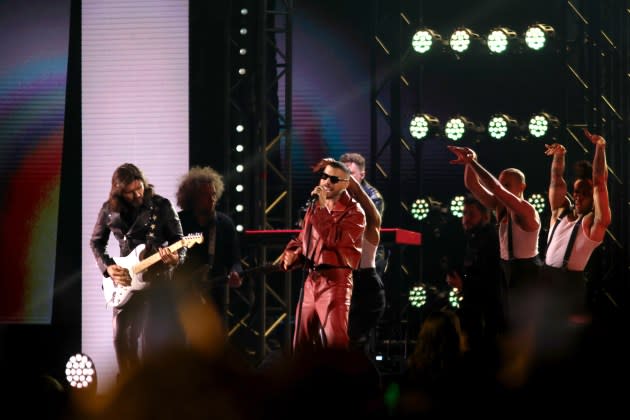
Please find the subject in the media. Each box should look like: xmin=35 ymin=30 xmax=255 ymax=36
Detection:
xmin=182 ymin=232 xmax=204 ymax=248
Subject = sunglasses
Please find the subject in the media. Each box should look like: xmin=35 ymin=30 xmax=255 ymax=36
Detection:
xmin=320 ymin=172 xmax=349 ymax=184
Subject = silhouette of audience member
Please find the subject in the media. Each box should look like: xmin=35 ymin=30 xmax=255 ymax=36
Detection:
xmin=399 ymin=309 xmax=497 ymax=418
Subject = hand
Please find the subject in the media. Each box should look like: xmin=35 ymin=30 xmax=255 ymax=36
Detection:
xmin=310 ymin=185 xmax=326 ymax=207
xmin=107 ymin=264 xmax=131 ymax=286
xmin=281 ymin=251 xmax=298 ymax=271
xmin=544 ymin=143 xmax=566 ymax=156
xmin=227 ymin=271 xmax=243 ymax=288
xmin=311 ymin=157 xmax=335 ymax=173
xmin=583 ymin=128 xmax=606 ymax=146
xmin=447 ymin=145 xmax=476 ymax=165
xmin=158 ymin=247 xmax=179 ymax=266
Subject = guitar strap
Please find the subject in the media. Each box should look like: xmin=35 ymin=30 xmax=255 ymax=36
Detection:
xmin=207 ymin=213 xmax=217 ymax=271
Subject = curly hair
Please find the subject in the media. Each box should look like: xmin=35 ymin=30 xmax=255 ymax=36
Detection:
xmin=176 ymin=166 xmax=225 ymax=211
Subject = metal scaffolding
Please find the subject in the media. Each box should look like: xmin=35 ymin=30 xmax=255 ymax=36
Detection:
xmin=564 ymin=0 xmax=630 ymax=314
xmin=225 ymin=0 xmax=293 ymax=365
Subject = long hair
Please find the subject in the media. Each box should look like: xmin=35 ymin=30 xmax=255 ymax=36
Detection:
xmin=109 ymin=163 xmax=153 ymax=212
xmin=176 ymin=166 xmax=225 ymax=211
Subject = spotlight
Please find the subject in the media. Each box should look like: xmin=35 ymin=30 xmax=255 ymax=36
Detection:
xmin=65 ymin=353 xmax=96 ymax=391
xmin=444 ymin=116 xmax=476 ymax=141
xmin=450 ymin=195 xmax=465 ymax=218
xmin=487 ymin=27 xmax=517 ymax=54
xmin=411 ymin=28 xmax=442 ymax=54
xmin=449 ymin=27 xmax=480 ymax=53
xmin=448 ymin=288 xmax=463 ymax=309
xmin=409 ymin=285 xmax=428 ymax=308
xmin=488 ymin=113 xmax=518 ymax=140
xmin=411 ymin=198 xmax=430 ymax=221
xmin=524 ymin=23 xmax=555 ymax=50
xmin=409 ymin=113 xmax=440 ymax=140
xmin=528 ymin=193 xmax=546 ymax=213
xmin=528 ymin=112 xmax=559 ymax=138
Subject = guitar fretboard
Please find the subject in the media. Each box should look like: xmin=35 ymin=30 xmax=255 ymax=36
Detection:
xmin=133 ymin=240 xmax=185 ymax=274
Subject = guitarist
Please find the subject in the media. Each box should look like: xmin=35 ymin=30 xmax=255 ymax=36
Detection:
xmin=175 ymin=166 xmax=243 ymax=324
xmin=90 ymin=163 xmax=187 ymax=378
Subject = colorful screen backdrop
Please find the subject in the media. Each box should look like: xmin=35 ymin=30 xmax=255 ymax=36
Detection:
xmin=0 ymin=0 xmax=70 ymax=324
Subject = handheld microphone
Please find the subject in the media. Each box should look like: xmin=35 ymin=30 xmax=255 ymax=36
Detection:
xmin=309 ymin=193 xmax=319 ymax=206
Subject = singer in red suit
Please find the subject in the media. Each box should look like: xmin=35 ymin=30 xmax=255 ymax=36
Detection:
xmin=281 ymin=159 xmax=366 ymax=352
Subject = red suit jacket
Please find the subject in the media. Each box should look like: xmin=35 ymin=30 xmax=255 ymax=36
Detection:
xmin=284 ymin=190 xmax=365 ymax=270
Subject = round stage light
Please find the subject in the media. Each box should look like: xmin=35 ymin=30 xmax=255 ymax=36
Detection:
xmin=449 ymin=288 xmax=463 ymax=309
xmin=65 ymin=353 xmax=95 ymax=390
xmin=450 ymin=28 xmax=473 ymax=53
xmin=411 ymin=198 xmax=430 ymax=221
xmin=411 ymin=29 xmax=438 ymax=54
xmin=528 ymin=193 xmax=546 ymax=213
xmin=487 ymin=27 xmax=515 ymax=53
xmin=528 ymin=112 xmax=559 ymax=138
xmin=409 ymin=285 xmax=428 ymax=308
xmin=409 ymin=113 xmax=440 ymax=140
xmin=445 ymin=117 xmax=468 ymax=141
xmin=525 ymin=24 xmax=554 ymax=50
xmin=488 ymin=115 xmax=508 ymax=139
xmin=450 ymin=195 xmax=465 ymax=218
xmin=488 ymin=114 xmax=518 ymax=140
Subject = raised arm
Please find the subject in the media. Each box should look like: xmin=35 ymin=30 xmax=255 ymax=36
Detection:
xmin=584 ymin=129 xmax=611 ymax=242
xmin=448 ymin=146 xmax=498 ymax=211
xmin=467 ymin=160 xmax=539 ymax=232
xmin=347 ymin=174 xmax=381 ymax=246
xmin=544 ymin=143 xmax=569 ymax=221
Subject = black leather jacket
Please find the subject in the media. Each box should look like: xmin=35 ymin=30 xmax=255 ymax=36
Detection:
xmin=90 ymin=194 xmax=185 ymax=277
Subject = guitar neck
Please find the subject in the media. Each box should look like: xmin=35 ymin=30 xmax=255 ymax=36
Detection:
xmin=133 ymin=240 xmax=184 ymax=274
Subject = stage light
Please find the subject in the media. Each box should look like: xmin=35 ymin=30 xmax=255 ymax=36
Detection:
xmin=487 ymin=27 xmax=516 ymax=53
xmin=409 ymin=113 xmax=440 ymax=140
xmin=488 ymin=114 xmax=518 ymax=140
xmin=411 ymin=28 xmax=442 ymax=54
xmin=524 ymin=23 xmax=555 ymax=50
xmin=235 ymin=204 xmax=244 ymax=212
xmin=449 ymin=288 xmax=463 ymax=309
xmin=236 ymin=164 xmax=244 ymax=173
xmin=236 ymin=224 xmax=244 ymax=232
xmin=450 ymin=195 xmax=465 ymax=218
xmin=235 ymin=144 xmax=244 ymax=152
xmin=409 ymin=285 xmax=428 ymax=308
xmin=449 ymin=27 xmax=479 ymax=53
xmin=65 ymin=353 xmax=96 ymax=390
xmin=235 ymin=184 xmax=244 ymax=192
xmin=528 ymin=193 xmax=546 ymax=213
xmin=528 ymin=112 xmax=559 ymax=138
xmin=411 ymin=198 xmax=430 ymax=221
xmin=444 ymin=116 xmax=476 ymax=141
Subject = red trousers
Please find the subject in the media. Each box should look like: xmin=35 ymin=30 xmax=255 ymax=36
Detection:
xmin=293 ymin=268 xmax=353 ymax=352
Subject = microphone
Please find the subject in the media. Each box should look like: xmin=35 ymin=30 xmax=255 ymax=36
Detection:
xmin=309 ymin=193 xmax=319 ymax=206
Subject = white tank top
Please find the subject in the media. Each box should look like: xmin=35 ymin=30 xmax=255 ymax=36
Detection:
xmin=360 ymin=239 xmax=377 ymax=268
xmin=545 ymin=216 xmax=601 ymax=271
xmin=499 ymin=212 xmax=540 ymax=260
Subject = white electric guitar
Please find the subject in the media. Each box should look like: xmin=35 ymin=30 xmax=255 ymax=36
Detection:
xmin=102 ymin=233 xmax=203 ymax=309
